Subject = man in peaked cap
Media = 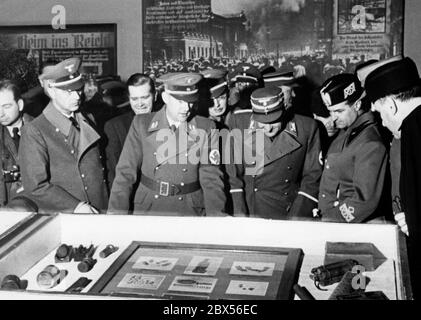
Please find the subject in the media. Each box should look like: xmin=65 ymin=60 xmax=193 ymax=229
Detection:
xmin=229 ymin=63 xmax=263 ymax=113
xmin=19 ymin=57 xmax=108 ymax=213
xmin=226 ymin=86 xmax=322 ymax=219
xmin=366 ymin=56 xmax=421 ymax=300
xmin=108 ymin=72 xmax=226 ymax=216
xmin=200 ymin=69 xmax=231 ymax=129
xmin=317 ymin=73 xmax=388 ymax=224
xmin=263 ymin=71 xmax=296 ymax=110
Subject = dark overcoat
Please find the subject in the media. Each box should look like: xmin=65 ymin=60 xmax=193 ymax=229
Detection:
xmin=19 ymin=103 xmax=108 ymax=213
xmin=227 ymin=110 xmax=322 ymax=219
xmin=318 ymin=112 xmax=388 ymax=223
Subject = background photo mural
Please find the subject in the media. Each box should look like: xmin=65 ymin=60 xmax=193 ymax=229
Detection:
xmin=142 ymin=0 xmax=403 ymax=87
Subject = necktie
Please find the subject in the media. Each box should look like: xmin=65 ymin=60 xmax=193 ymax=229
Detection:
xmin=69 ymin=117 xmax=80 ymax=131
xmin=170 ymin=125 xmax=177 ymax=133
xmin=12 ymin=127 xmax=20 ymax=148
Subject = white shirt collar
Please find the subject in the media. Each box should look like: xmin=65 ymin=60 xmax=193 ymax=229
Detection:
xmin=6 ymin=117 xmax=24 ymax=137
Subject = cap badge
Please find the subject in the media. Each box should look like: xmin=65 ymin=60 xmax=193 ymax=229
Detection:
xmin=242 ymin=66 xmax=250 ymax=72
xmin=344 ymin=82 xmax=356 ymax=99
xmin=65 ymin=64 xmax=75 ymax=73
xmin=321 ymin=91 xmax=332 ymax=107
xmin=186 ymin=77 xmax=194 ymax=84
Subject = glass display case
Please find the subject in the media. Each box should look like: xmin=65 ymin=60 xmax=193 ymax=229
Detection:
xmin=0 ymin=213 xmax=412 ymax=300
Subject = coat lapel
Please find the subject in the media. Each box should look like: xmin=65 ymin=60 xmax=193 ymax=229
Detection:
xmin=76 ymin=113 xmax=100 ymax=162
xmin=2 ymin=128 xmax=18 ymax=162
xmin=264 ymin=129 xmax=301 ymax=166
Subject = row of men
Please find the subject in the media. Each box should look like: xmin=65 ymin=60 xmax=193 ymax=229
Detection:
xmin=0 ymin=56 xmax=405 ymax=223
xmin=2 ymin=55 xmax=420 ymax=297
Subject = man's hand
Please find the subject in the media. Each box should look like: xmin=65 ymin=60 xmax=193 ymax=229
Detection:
xmin=314 ymin=114 xmax=338 ymax=137
xmin=74 ymin=202 xmax=99 ymax=214
xmin=395 ymin=212 xmax=409 ymax=236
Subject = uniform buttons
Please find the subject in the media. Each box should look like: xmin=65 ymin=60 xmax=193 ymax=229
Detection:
xmin=103 ymin=179 xmax=107 ymax=183
xmin=322 ymin=194 xmax=326 ymax=198
xmin=154 ymin=195 xmax=159 ymax=199
xmin=102 ymin=167 xmax=105 ymax=171
xmin=153 ymin=152 xmax=157 ymax=156
xmin=287 ymin=166 xmax=292 ymax=170
xmin=285 ymin=179 xmax=290 ymax=183
xmin=99 ymin=156 xmax=103 ymax=160
xmin=182 ymin=168 xmax=188 ymax=173
xmin=326 ymin=164 xmax=330 ymax=170
xmin=254 ymin=188 xmax=258 ymax=192
xmin=155 ymin=167 xmax=159 ymax=171
xmin=81 ymin=174 xmax=85 ymax=179
xmin=284 ymin=192 xmax=289 ymax=196
xmin=180 ymin=182 xmax=185 ymax=187
xmin=178 ymin=197 xmax=183 ymax=201
xmin=64 ymin=139 xmax=68 ymax=143
xmin=185 ymin=153 xmax=189 ymax=157
xmin=84 ymin=186 xmax=88 ymax=191
xmin=334 ymin=201 xmax=340 ymax=207
xmin=71 ymin=150 xmax=75 ymax=155
xmin=55 ymin=128 xmax=60 ymax=132
xmin=251 ymin=161 xmax=256 ymax=165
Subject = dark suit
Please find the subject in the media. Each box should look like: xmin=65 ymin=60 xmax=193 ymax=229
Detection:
xmin=108 ymin=106 xmax=226 ymax=216
xmin=0 ymin=114 xmax=32 ymax=207
xmin=103 ymin=110 xmax=135 ymax=188
xmin=319 ymin=112 xmax=388 ymax=223
xmin=19 ymin=103 xmax=108 ymax=213
xmin=227 ymin=110 xmax=322 ymax=219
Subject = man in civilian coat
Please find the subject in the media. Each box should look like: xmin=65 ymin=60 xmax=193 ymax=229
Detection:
xmin=104 ymin=74 xmax=157 ymax=188
xmin=19 ymin=58 xmax=108 ymax=214
xmin=108 ymin=73 xmax=226 ymax=216
xmin=227 ymin=86 xmax=323 ymax=219
xmin=366 ymin=57 xmax=421 ymax=299
xmin=0 ymin=80 xmax=33 ymax=208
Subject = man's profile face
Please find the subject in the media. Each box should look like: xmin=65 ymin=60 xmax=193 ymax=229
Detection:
xmin=0 ymin=90 xmax=23 ymax=126
xmin=328 ymin=100 xmax=359 ymax=130
xmin=128 ymin=83 xmax=154 ymax=115
xmin=164 ymin=92 xmax=192 ymax=123
xmin=372 ymin=98 xmax=401 ymax=139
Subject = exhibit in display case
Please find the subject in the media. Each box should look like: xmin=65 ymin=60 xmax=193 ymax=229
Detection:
xmin=0 ymin=212 xmax=413 ymax=300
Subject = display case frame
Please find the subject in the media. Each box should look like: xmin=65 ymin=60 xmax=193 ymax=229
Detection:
xmin=89 ymin=241 xmax=304 ymax=300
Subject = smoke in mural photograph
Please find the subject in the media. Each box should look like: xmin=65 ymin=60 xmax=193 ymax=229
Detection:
xmin=142 ymin=0 xmax=403 ymax=86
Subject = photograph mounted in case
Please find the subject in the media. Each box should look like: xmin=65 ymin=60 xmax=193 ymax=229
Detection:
xmin=88 ymin=241 xmax=304 ymax=300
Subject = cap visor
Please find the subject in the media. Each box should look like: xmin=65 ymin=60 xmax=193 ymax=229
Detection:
xmin=236 ymin=76 xmax=258 ymax=84
xmin=58 ymin=78 xmax=85 ymax=91
xmin=253 ymin=109 xmax=283 ymax=124
xmin=171 ymin=93 xmax=199 ymax=103
xmin=211 ymin=87 xmax=227 ymax=99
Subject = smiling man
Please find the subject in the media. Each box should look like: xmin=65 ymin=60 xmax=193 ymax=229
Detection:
xmin=318 ymin=73 xmax=388 ymax=223
xmin=19 ymin=57 xmax=108 ymax=214
xmin=104 ymin=74 xmax=157 ymax=187
xmin=108 ymin=72 xmax=226 ymax=216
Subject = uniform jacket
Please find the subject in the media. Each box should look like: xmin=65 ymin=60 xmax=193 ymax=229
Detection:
xmin=319 ymin=112 xmax=388 ymax=223
xmin=19 ymin=103 xmax=108 ymax=213
xmin=0 ymin=114 xmax=32 ymax=206
xmin=227 ymin=110 xmax=322 ymax=219
xmin=104 ymin=110 xmax=135 ymax=188
xmin=108 ymin=106 xmax=226 ymax=216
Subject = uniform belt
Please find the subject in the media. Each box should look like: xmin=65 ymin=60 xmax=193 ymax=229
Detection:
xmin=140 ymin=174 xmax=201 ymax=197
